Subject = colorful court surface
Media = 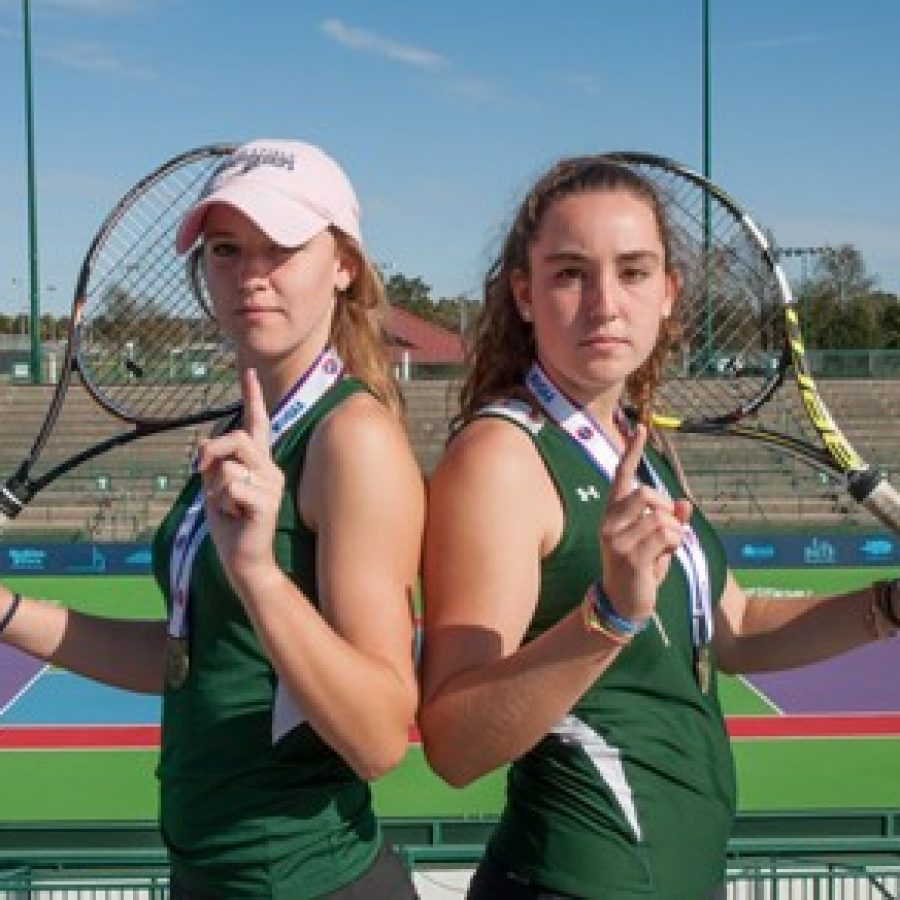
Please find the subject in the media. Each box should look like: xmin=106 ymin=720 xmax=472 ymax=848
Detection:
xmin=1 ymin=569 xmax=899 ymax=821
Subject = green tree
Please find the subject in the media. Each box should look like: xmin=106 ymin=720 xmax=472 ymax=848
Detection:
xmin=39 ymin=313 xmax=60 ymax=341
xmin=384 ymin=273 xmax=433 ymax=319
xmin=873 ymin=293 xmax=900 ymax=349
xmin=432 ymin=294 xmax=478 ymax=335
xmin=813 ymin=244 xmax=876 ymax=307
xmin=796 ymin=245 xmax=898 ymax=348
xmin=383 ymin=269 xmax=480 ymax=335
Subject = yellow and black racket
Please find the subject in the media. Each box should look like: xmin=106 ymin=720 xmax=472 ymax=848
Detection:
xmin=605 ymin=151 xmax=900 ymax=532
xmin=0 ymin=143 xmax=240 ymax=529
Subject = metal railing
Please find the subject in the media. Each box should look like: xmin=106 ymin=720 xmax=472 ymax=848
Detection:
xmin=0 ymin=863 xmax=898 ymax=899
xmin=1 ymin=812 xmax=899 ymax=898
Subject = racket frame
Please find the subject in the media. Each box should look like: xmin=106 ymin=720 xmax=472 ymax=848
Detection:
xmin=603 ymin=151 xmax=900 ymax=530
xmin=0 ymin=143 xmax=240 ymax=523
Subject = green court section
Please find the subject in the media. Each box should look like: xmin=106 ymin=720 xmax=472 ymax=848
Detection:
xmin=375 ymin=748 xmax=505 ymax=818
xmin=717 ymin=674 xmax=774 ymax=714
xmin=6 ymin=565 xmax=888 ymax=619
xmin=3 ymin=737 xmax=899 ymax=821
xmin=3 ymin=576 xmax=164 ymax=619
xmin=1 ymin=566 xmax=897 ymax=822
xmin=736 ymin=566 xmax=898 ymax=595
xmin=0 ymin=751 xmax=160 ymax=821
xmin=0 ymin=747 xmax=504 ymax=822
xmin=733 ymin=738 xmax=900 ymax=810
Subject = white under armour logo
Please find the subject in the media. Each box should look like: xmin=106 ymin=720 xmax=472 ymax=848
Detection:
xmin=576 ymin=485 xmax=602 ymax=502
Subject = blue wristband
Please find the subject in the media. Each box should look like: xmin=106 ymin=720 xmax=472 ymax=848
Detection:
xmin=591 ymin=583 xmax=649 ymax=638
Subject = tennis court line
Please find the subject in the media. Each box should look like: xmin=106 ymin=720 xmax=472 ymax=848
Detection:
xmin=736 ymin=674 xmax=784 ymax=715
xmin=0 ymin=724 xmax=160 ymax=749
xmin=0 ymin=662 xmax=49 ymax=719
xmin=727 ymin=713 xmax=900 ymax=738
xmin=4 ymin=715 xmax=900 ymax=750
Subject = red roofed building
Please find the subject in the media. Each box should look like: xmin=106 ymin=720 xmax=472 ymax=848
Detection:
xmin=385 ymin=306 xmax=464 ymax=370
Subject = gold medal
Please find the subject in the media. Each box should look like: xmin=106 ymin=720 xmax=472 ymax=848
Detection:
xmin=695 ymin=644 xmax=711 ymax=694
xmin=164 ymin=636 xmax=190 ymax=690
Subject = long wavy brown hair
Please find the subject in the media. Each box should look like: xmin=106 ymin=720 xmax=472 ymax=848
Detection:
xmin=459 ymin=155 xmax=682 ymax=427
xmin=329 ymin=230 xmax=402 ymax=416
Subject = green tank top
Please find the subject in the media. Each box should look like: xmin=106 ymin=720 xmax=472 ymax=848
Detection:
xmin=480 ymin=406 xmax=734 ymax=899
xmin=151 ymin=378 xmax=380 ymax=899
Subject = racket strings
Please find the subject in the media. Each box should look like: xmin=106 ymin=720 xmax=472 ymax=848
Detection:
xmin=630 ymin=166 xmax=789 ymax=425
xmin=599 ymin=155 xmax=900 ymax=531
xmin=85 ymin=162 xmax=212 ymax=384
xmin=83 ymin=179 xmax=204 ymax=393
xmin=77 ymin=151 xmax=238 ymax=423
xmin=87 ymin=162 xmax=204 ymax=321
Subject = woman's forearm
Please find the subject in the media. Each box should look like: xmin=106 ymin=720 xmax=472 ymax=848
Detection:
xmin=0 ymin=588 xmax=167 ymax=693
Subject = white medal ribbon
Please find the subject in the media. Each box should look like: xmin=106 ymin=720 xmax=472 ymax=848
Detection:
xmin=167 ymin=346 xmax=344 ymax=641
xmin=526 ymin=362 xmax=712 ymax=648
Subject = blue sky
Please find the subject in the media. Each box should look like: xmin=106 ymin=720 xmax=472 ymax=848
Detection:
xmin=1 ymin=0 xmax=898 ymax=318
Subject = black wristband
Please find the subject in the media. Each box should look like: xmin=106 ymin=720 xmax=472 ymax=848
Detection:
xmin=0 ymin=593 xmax=22 ymax=633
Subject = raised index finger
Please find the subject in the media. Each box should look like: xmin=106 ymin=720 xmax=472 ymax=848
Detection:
xmin=241 ymin=367 xmax=270 ymax=448
xmin=609 ymin=423 xmax=647 ymax=503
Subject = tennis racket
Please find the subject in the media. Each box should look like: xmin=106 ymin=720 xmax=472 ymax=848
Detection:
xmin=0 ymin=143 xmax=241 ymax=530
xmin=603 ymin=151 xmax=900 ymax=533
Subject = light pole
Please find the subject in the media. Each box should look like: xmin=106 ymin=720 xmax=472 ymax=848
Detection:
xmin=22 ymin=0 xmax=41 ymax=384
xmin=702 ymin=0 xmax=711 ymax=184
xmin=701 ymin=0 xmax=713 ymax=369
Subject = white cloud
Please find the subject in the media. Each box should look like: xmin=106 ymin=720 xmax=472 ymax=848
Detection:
xmin=318 ymin=17 xmax=509 ymax=108
xmin=42 ymin=40 xmax=153 ymax=77
xmin=40 ymin=0 xmax=151 ymax=13
xmin=320 ymin=18 xmax=446 ymax=68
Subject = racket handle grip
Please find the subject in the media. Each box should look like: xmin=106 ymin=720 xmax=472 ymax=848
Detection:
xmin=850 ymin=471 xmax=900 ymax=534
xmin=0 ymin=482 xmax=26 ymax=527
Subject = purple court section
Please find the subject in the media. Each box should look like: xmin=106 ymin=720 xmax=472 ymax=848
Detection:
xmin=0 ymin=644 xmax=44 ymax=707
xmin=748 ymin=638 xmax=900 ymax=714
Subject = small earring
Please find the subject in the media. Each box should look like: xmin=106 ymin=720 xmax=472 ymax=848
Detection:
xmin=519 ymin=308 xmax=532 ymax=322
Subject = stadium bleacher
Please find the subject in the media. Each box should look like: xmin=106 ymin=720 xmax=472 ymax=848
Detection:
xmin=0 ymin=381 xmax=202 ymax=540
xmin=2 ymin=377 xmax=899 ymax=539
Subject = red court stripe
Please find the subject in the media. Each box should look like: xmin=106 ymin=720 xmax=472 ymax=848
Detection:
xmin=4 ymin=716 xmax=900 ymax=750
xmin=727 ymin=714 xmax=900 ymax=738
xmin=0 ymin=725 xmax=160 ymax=749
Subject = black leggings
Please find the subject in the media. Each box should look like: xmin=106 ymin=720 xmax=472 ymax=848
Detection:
xmin=169 ymin=842 xmax=419 ymax=899
xmin=466 ymin=854 xmax=727 ymax=900
xmin=466 ymin=855 xmax=576 ymax=900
